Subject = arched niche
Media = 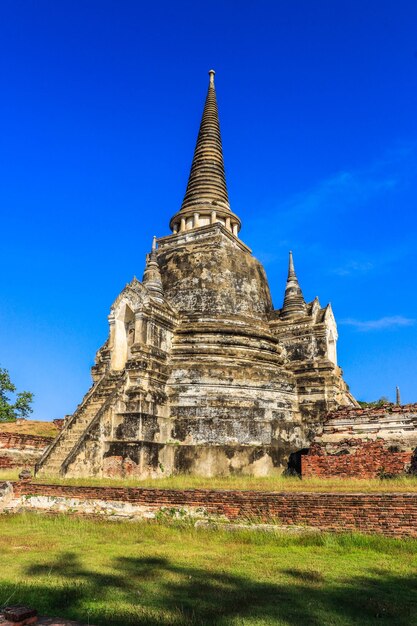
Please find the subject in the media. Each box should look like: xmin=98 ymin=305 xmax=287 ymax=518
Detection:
xmin=112 ymin=303 xmax=135 ymax=370
xmin=327 ymin=331 xmax=337 ymax=365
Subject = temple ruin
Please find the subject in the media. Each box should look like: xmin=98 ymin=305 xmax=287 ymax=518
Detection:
xmin=37 ymin=70 xmax=356 ymax=478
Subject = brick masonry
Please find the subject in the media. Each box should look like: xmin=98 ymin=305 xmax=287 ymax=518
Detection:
xmin=303 ymin=440 xmax=413 ymax=479
xmin=0 ymin=433 xmax=53 ymax=470
xmin=0 ymin=433 xmax=53 ymax=450
xmin=10 ymin=482 xmax=417 ymax=538
xmin=325 ymin=403 xmax=417 ymax=422
xmin=305 ymin=403 xmax=417 ymax=479
xmin=0 ymin=458 xmax=16 ymax=469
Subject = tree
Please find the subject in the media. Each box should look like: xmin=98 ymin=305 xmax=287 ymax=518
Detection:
xmin=358 ymin=396 xmax=392 ymax=408
xmin=0 ymin=368 xmax=34 ymax=422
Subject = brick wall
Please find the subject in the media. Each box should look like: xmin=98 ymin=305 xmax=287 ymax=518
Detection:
xmin=0 ymin=458 xmax=15 ymax=469
xmin=303 ymin=440 xmax=412 ymax=479
xmin=0 ymin=432 xmax=53 ymax=450
xmin=325 ymin=403 xmax=417 ymax=421
xmin=0 ymin=433 xmax=53 ymax=470
xmin=11 ymin=482 xmax=417 ymax=538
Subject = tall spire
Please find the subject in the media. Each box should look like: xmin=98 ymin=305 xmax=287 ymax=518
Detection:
xmin=169 ymin=70 xmax=241 ymax=236
xmin=180 ymin=69 xmax=230 ymax=213
xmin=280 ymin=252 xmax=307 ymax=319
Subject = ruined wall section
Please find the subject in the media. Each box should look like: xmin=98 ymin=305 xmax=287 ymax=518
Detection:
xmin=304 ymin=404 xmax=417 ymax=478
xmin=317 ymin=404 xmax=417 ymax=450
xmin=0 ymin=432 xmax=53 ymax=469
xmin=12 ymin=481 xmax=417 ymax=538
xmin=303 ymin=439 xmax=412 ymax=478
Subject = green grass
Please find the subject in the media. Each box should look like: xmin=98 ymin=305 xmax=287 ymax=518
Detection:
xmin=0 ymin=514 xmax=416 ymax=625
xmin=2 ymin=469 xmax=417 ymax=492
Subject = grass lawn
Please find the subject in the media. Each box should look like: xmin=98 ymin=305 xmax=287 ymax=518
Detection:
xmin=2 ymin=469 xmax=417 ymax=492
xmin=0 ymin=514 xmax=416 ymax=625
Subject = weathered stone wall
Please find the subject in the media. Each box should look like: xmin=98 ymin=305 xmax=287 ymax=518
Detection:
xmin=157 ymin=225 xmax=273 ymax=321
xmin=0 ymin=457 xmax=16 ymax=469
xmin=8 ymin=481 xmax=417 ymax=538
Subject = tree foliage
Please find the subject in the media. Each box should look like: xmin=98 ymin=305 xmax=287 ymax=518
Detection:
xmin=358 ymin=396 xmax=392 ymax=408
xmin=0 ymin=368 xmax=34 ymax=422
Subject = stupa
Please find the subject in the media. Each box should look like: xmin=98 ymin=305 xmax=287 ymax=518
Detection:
xmin=37 ymin=70 xmax=356 ymax=478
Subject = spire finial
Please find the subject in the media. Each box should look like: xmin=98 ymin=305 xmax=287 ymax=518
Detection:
xmin=288 ymin=251 xmax=295 ymax=278
xmin=280 ymin=251 xmax=307 ymax=319
xmin=396 ymin=386 xmax=401 ymax=406
xmin=169 ymin=69 xmax=241 ymax=236
xmin=152 ymin=235 xmax=157 ymax=251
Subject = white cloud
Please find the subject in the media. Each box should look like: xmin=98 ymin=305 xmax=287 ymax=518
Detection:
xmin=276 ymin=142 xmax=416 ymax=222
xmin=278 ymin=171 xmax=397 ymax=222
xmin=332 ymin=260 xmax=375 ymax=276
xmin=340 ymin=316 xmax=416 ymax=331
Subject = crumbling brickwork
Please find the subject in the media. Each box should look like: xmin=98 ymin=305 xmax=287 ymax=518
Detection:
xmin=0 ymin=432 xmax=53 ymax=470
xmin=303 ymin=440 xmax=412 ymax=478
xmin=11 ymin=482 xmax=417 ymax=538
xmin=304 ymin=404 xmax=417 ymax=478
xmin=0 ymin=433 xmax=53 ymax=450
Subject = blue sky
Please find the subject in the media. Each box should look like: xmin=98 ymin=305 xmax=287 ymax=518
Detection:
xmin=0 ymin=0 xmax=416 ymax=420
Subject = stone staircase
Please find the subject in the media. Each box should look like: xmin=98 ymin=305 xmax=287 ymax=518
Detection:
xmin=36 ymin=372 xmax=125 ymax=476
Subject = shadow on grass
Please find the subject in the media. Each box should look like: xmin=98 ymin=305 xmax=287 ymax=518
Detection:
xmin=0 ymin=552 xmax=415 ymax=625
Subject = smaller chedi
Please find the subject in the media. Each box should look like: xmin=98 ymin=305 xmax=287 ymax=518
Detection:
xmin=37 ymin=70 xmax=356 ymax=479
